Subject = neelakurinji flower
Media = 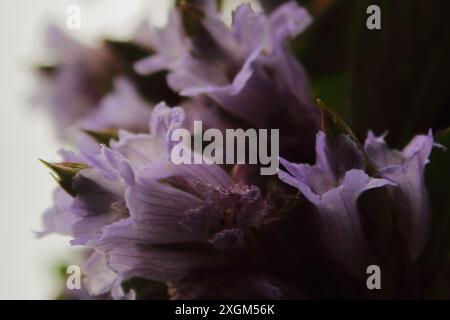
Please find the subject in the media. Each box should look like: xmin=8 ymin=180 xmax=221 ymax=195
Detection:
xmin=35 ymin=0 xmax=450 ymax=300
xmin=278 ymin=131 xmax=394 ymax=278
xmin=41 ymin=103 xmax=275 ymax=299
xmin=364 ymin=130 xmax=435 ymax=259
xmin=33 ymin=24 xmax=155 ymax=137
xmin=33 ymin=25 xmax=119 ymax=136
xmin=81 ymin=77 xmax=152 ymax=133
xmin=134 ymin=1 xmax=219 ymax=76
xmin=278 ymin=129 xmax=435 ymax=279
xmin=135 ymin=1 xmax=320 ymax=161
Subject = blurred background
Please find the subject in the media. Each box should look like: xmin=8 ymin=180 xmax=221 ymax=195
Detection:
xmin=0 ymin=0 xmax=449 ymax=299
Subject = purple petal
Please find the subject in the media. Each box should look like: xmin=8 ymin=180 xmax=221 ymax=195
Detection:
xmin=92 ymin=218 xmax=226 ymax=282
xmin=366 ymin=130 xmax=435 ymax=258
xmin=81 ymin=77 xmax=152 ymax=133
xmin=36 ymin=189 xmax=78 ymax=237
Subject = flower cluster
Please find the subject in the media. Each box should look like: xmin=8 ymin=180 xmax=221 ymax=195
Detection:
xmin=36 ymin=1 xmax=447 ymax=299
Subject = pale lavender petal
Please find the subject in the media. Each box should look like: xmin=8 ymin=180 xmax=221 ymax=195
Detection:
xmin=317 ymin=169 xmax=394 ymax=276
xmin=125 ymin=177 xmax=203 ymax=244
xmin=278 ymin=132 xmax=395 ymax=277
xmin=69 ymin=169 xmax=127 ymax=245
xmin=81 ymin=77 xmax=152 ymax=133
xmin=268 ymin=1 xmax=312 ymax=45
xmin=364 ymin=131 xmax=404 ymax=167
xmin=110 ymin=103 xmax=185 ymax=170
xmin=84 ymin=251 xmax=135 ymax=300
xmin=402 ymin=129 xmax=434 ymax=164
xmin=92 ymin=218 xmax=226 ymax=282
xmin=134 ymin=9 xmax=186 ymax=75
xmin=71 ymin=169 xmax=124 ymax=217
xmin=231 ymin=4 xmax=268 ymax=51
xmin=84 ymin=251 xmax=118 ymax=296
xmin=45 ymin=24 xmax=91 ymax=63
xmin=35 ymin=24 xmax=114 ymax=137
xmin=36 ymin=189 xmax=78 ymax=237
xmin=365 ymin=130 xmax=435 ymax=258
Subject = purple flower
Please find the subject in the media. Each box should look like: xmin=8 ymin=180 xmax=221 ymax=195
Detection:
xmin=90 ymin=112 xmax=268 ymax=295
xmin=33 ymin=25 xmax=156 ymax=138
xmin=83 ymin=251 xmax=134 ymax=300
xmin=136 ymin=2 xmax=319 ymax=160
xmin=36 ymin=1 xmax=447 ymax=300
xmin=134 ymin=8 xmax=187 ymax=75
xmin=134 ymin=2 xmax=220 ymax=75
xmin=41 ymin=103 xmax=269 ymax=298
xmin=38 ymin=149 xmax=128 ymax=246
xmin=279 ymin=130 xmax=436 ymax=278
xmin=81 ymin=77 xmax=152 ymax=133
xmin=364 ymin=130 xmax=435 ymax=259
xmin=278 ymin=131 xmax=394 ymax=277
xmin=180 ymin=183 xmax=268 ymax=250
xmin=33 ymin=25 xmax=118 ymax=136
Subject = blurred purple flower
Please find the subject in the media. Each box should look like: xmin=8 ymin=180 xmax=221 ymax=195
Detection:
xmin=81 ymin=77 xmax=152 ymax=133
xmin=33 ymin=25 xmax=118 ymax=136
xmin=136 ymin=2 xmax=319 ymax=160
xmin=33 ymin=25 xmax=155 ymax=138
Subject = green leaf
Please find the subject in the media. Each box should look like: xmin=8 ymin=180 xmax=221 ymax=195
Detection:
xmin=39 ymin=160 xmax=89 ymax=196
xmin=317 ymin=98 xmax=357 ymax=141
xmin=311 ymin=72 xmax=351 ymax=124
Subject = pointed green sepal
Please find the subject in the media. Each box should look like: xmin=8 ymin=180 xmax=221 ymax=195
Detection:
xmin=36 ymin=64 xmax=59 ymax=76
xmin=104 ymin=39 xmax=153 ymax=63
xmin=317 ymin=98 xmax=359 ymax=142
xmin=39 ymin=160 xmax=89 ymax=196
xmin=82 ymin=129 xmax=119 ymax=147
xmin=317 ymin=99 xmax=378 ymax=175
